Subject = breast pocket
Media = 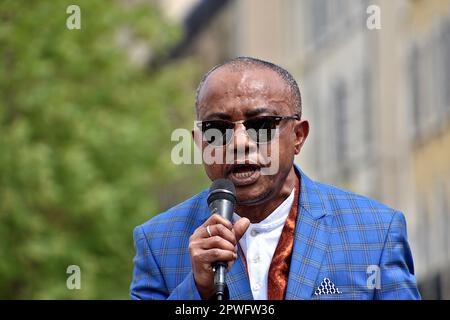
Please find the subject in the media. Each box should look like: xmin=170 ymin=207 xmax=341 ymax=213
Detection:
xmin=311 ymin=292 xmax=368 ymax=300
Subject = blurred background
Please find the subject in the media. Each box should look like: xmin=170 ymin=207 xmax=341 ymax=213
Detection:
xmin=0 ymin=0 xmax=449 ymax=299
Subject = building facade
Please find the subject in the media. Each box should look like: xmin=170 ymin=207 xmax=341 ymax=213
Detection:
xmin=162 ymin=0 xmax=450 ymax=299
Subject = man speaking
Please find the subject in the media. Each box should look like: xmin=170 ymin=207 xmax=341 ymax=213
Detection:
xmin=130 ymin=57 xmax=420 ymax=300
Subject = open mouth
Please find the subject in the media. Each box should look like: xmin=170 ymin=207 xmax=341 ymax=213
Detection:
xmin=227 ymin=163 xmax=261 ymax=186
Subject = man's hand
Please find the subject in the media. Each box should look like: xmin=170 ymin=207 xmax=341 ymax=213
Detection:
xmin=189 ymin=214 xmax=250 ymax=299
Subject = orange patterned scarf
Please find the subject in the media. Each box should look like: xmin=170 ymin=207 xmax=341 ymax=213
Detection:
xmin=267 ymin=172 xmax=300 ymax=299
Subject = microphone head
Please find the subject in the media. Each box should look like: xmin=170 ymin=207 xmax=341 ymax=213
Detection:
xmin=207 ymin=179 xmax=236 ymax=206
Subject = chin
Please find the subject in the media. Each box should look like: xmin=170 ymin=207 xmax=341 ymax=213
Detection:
xmin=235 ymin=185 xmax=272 ymax=206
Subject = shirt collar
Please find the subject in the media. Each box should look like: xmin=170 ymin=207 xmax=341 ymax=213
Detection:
xmin=232 ymin=187 xmax=295 ymax=232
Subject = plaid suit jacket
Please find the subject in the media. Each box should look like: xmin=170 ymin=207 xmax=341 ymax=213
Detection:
xmin=130 ymin=165 xmax=420 ymax=300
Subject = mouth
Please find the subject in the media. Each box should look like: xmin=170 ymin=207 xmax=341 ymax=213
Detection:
xmin=226 ymin=163 xmax=261 ymax=186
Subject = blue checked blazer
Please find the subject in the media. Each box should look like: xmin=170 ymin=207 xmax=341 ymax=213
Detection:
xmin=130 ymin=165 xmax=420 ymax=300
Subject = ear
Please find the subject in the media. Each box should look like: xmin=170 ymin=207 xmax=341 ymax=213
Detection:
xmin=293 ymin=119 xmax=309 ymax=155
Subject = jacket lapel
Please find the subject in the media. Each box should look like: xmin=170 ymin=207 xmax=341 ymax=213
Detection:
xmin=226 ymin=246 xmax=253 ymax=300
xmin=285 ymin=166 xmax=334 ymax=299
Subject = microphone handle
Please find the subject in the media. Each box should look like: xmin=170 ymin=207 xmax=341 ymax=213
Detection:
xmin=210 ymin=199 xmax=234 ymax=300
xmin=211 ymin=199 xmax=234 ymax=221
xmin=214 ymin=262 xmax=227 ymax=300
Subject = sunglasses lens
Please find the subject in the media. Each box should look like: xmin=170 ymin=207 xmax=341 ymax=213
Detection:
xmin=201 ymin=121 xmax=233 ymax=146
xmin=199 ymin=116 xmax=283 ymax=145
xmin=245 ymin=117 xmax=278 ymax=143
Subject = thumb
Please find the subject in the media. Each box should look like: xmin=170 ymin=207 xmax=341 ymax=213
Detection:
xmin=233 ymin=217 xmax=250 ymax=242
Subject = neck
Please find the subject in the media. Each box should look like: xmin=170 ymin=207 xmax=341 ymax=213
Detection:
xmin=235 ymin=167 xmax=297 ymax=223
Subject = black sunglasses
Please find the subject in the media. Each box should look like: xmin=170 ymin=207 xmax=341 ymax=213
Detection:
xmin=195 ymin=114 xmax=300 ymax=146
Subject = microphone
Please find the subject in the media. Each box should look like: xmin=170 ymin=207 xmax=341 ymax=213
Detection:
xmin=207 ymin=179 xmax=236 ymax=300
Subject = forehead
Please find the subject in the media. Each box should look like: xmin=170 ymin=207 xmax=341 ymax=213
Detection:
xmin=197 ymin=66 xmax=293 ymax=118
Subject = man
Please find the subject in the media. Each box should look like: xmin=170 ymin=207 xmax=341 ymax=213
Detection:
xmin=130 ymin=57 xmax=420 ymax=300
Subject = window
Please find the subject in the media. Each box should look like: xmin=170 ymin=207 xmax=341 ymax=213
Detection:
xmin=334 ymin=80 xmax=349 ymax=179
xmin=310 ymin=0 xmax=328 ymax=44
xmin=442 ymin=21 xmax=450 ymax=113
xmin=362 ymin=69 xmax=374 ymax=160
xmin=312 ymin=96 xmax=322 ymax=173
xmin=409 ymin=44 xmax=421 ymax=140
xmin=436 ymin=182 xmax=450 ymax=265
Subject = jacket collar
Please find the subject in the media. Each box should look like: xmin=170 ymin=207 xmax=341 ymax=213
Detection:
xmin=295 ymin=163 xmax=331 ymax=220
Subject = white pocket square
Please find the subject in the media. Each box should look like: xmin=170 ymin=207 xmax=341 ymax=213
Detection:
xmin=314 ymin=278 xmax=341 ymax=295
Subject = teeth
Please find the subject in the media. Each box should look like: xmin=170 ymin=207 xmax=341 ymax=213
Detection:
xmin=233 ymin=169 xmax=255 ymax=179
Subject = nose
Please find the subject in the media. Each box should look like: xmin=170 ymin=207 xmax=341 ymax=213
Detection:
xmin=227 ymin=123 xmax=257 ymax=160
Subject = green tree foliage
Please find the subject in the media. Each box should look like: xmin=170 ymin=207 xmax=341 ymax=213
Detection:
xmin=0 ymin=0 xmax=208 ymax=298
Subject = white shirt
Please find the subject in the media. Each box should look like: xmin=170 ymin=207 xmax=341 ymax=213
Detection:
xmin=232 ymin=188 xmax=295 ymax=300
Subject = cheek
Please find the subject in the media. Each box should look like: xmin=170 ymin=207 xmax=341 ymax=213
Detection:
xmin=201 ymin=142 xmax=227 ymax=178
xmin=203 ymin=162 xmax=224 ymax=181
xmin=203 ymin=154 xmax=225 ymax=181
xmin=258 ymin=136 xmax=294 ymax=167
xmin=279 ymin=130 xmax=297 ymax=156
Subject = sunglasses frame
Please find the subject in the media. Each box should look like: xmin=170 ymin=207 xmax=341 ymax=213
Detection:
xmin=195 ymin=114 xmax=300 ymax=146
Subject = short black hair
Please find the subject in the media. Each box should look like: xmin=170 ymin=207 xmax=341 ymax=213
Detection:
xmin=195 ymin=56 xmax=302 ymax=118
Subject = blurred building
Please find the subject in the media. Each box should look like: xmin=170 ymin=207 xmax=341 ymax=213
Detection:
xmin=161 ymin=0 xmax=450 ymax=299
xmin=157 ymin=0 xmax=235 ymax=68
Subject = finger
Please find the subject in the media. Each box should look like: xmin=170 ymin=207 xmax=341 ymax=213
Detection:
xmin=233 ymin=217 xmax=250 ymax=242
xmin=206 ymin=224 xmax=237 ymax=246
xmin=202 ymin=213 xmax=233 ymax=230
xmin=201 ymin=248 xmax=237 ymax=265
xmin=192 ymin=214 xmax=230 ymax=240
xmin=201 ymin=235 xmax=236 ymax=252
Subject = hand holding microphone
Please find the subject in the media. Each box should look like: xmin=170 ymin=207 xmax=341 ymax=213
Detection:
xmin=188 ymin=179 xmax=250 ymax=300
